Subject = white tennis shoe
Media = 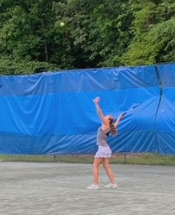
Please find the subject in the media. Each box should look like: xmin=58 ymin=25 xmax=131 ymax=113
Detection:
xmin=105 ymin=183 xmax=117 ymax=189
xmin=87 ymin=184 xmax=99 ymax=190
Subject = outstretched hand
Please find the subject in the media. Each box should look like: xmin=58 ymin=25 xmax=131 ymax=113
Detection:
xmin=93 ymin=97 xmax=100 ymax=104
xmin=119 ymin=113 xmax=125 ymax=120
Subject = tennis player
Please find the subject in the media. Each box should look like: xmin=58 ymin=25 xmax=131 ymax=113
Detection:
xmin=87 ymin=97 xmax=124 ymax=190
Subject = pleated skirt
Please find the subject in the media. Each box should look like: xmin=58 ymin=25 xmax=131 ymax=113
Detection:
xmin=95 ymin=145 xmax=112 ymax=158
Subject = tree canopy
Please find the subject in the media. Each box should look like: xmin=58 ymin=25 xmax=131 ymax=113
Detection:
xmin=0 ymin=0 xmax=175 ymax=74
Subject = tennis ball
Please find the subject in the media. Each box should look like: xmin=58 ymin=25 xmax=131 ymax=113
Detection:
xmin=60 ymin=22 xmax=65 ymax=27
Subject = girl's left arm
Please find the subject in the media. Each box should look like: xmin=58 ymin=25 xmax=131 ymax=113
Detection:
xmin=114 ymin=114 xmax=124 ymax=128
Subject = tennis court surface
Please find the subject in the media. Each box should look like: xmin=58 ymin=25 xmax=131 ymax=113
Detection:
xmin=0 ymin=162 xmax=175 ymax=215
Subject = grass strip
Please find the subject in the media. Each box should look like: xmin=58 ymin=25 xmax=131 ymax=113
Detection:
xmin=0 ymin=153 xmax=175 ymax=165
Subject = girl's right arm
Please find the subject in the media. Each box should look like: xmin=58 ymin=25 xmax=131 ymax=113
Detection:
xmin=93 ymin=97 xmax=107 ymax=125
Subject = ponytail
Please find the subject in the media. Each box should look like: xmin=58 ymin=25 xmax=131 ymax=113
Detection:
xmin=110 ymin=123 xmax=117 ymax=136
xmin=108 ymin=115 xmax=117 ymax=136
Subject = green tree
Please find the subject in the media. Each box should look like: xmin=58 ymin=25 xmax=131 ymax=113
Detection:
xmin=0 ymin=0 xmax=64 ymax=74
xmin=53 ymin=0 xmax=132 ymax=68
xmin=1 ymin=0 xmax=175 ymax=74
xmin=120 ymin=0 xmax=175 ymax=66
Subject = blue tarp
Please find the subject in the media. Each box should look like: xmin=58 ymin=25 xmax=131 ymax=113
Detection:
xmin=0 ymin=64 xmax=175 ymax=155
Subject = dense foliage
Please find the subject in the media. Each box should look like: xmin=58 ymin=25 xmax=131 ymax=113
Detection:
xmin=0 ymin=0 xmax=175 ymax=75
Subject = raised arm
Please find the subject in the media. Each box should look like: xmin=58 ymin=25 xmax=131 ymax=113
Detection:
xmin=114 ymin=113 xmax=125 ymax=128
xmin=93 ymin=97 xmax=107 ymax=125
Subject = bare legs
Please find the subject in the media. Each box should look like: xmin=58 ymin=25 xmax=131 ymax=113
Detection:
xmin=93 ymin=157 xmax=116 ymax=185
xmin=102 ymin=158 xmax=116 ymax=184
xmin=93 ymin=158 xmax=102 ymax=185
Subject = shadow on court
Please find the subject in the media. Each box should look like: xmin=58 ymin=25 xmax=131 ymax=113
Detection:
xmin=0 ymin=162 xmax=175 ymax=215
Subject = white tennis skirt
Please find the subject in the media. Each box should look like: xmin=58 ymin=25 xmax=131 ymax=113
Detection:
xmin=95 ymin=145 xmax=112 ymax=158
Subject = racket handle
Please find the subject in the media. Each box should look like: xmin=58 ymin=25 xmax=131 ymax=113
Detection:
xmin=122 ymin=112 xmax=127 ymax=116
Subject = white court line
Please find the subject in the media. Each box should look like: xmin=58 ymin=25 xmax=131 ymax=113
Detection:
xmin=1 ymin=183 xmax=174 ymax=198
xmin=107 ymin=190 xmax=175 ymax=197
xmin=55 ymin=187 xmax=175 ymax=197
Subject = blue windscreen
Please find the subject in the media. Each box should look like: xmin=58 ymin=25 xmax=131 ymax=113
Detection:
xmin=0 ymin=64 xmax=174 ymax=155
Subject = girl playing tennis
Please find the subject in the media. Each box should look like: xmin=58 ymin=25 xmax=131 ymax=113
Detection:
xmin=87 ymin=97 xmax=124 ymax=190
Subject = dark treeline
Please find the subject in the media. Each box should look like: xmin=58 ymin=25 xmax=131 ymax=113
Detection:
xmin=0 ymin=0 xmax=175 ymax=75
